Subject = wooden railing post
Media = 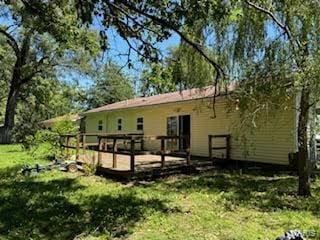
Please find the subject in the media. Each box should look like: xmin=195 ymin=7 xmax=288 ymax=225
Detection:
xmin=112 ymin=138 xmax=117 ymax=168
xmin=186 ymin=136 xmax=191 ymax=165
xmin=208 ymin=135 xmax=212 ymax=159
xmin=226 ymin=135 xmax=231 ymax=160
xmin=130 ymin=138 xmax=135 ymax=172
xmin=66 ymin=136 xmax=70 ymax=158
xmin=209 ymin=134 xmax=231 ymax=161
xmin=76 ymin=134 xmax=80 ymax=161
xmin=98 ymin=137 xmax=102 ymax=166
xmin=59 ymin=135 xmax=63 ymax=156
xmin=161 ymin=138 xmax=165 ymax=168
xmin=82 ymin=134 xmax=86 ymax=155
xmin=141 ymin=138 xmax=144 ymax=151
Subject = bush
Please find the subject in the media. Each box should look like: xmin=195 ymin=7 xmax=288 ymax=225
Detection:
xmin=25 ymin=118 xmax=78 ymax=160
xmin=82 ymin=162 xmax=96 ymax=176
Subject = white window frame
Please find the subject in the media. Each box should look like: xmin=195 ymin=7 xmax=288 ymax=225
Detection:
xmin=137 ymin=117 xmax=144 ymax=131
xmin=98 ymin=120 xmax=103 ymax=131
xmin=117 ymin=118 xmax=122 ymax=131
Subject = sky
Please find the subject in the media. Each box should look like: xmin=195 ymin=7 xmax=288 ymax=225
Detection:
xmin=86 ymin=19 xmax=181 ymax=92
xmin=0 ymin=9 xmax=180 ymax=94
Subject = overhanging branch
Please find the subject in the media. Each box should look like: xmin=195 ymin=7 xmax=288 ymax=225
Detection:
xmin=118 ymin=1 xmax=225 ymax=80
xmin=0 ymin=28 xmax=20 ymax=56
xmin=245 ymin=1 xmax=301 ymax=50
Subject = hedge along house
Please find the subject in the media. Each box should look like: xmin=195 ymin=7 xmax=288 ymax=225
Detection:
xmin=81 ymin=85 xmax=301 ymax=166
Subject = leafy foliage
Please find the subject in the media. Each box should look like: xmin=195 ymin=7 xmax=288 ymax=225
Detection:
xmin=140 ymin=42 xmax=217 ymax=96
xmin=23 ymin=119 xmax=78 ymax=160
xmin=86 ymin=61 xmax=135 ymax=108
xmin=12 ymin=79 xmax=85 ymax=145
xmin=140 ymin=62 xmax=176 ymax=96
xmin=0 ymin=1 xmax=100 ymax=133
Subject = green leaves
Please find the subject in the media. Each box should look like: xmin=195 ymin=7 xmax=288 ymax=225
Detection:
xmin=86 ymin=61 xmax=135 ymax=109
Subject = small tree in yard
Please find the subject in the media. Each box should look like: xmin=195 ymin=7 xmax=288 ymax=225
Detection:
xmin=25 ymin=118 xmax=78 ymax=160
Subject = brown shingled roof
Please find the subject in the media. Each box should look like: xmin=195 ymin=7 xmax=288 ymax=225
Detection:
xmin=83 ymin=84 xmax=236 ymax=114
xmin=41 ymin=114 xmax=82 ymax=128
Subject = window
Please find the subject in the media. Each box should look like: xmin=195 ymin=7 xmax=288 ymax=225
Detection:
xmin=167 ymin=116 xmax=178 ymax=149
xmin=117 ymin=118 xmax=122 ymax=131
xmin=137 ymin=117 xmax=143 ymax=131
xmin=167 ymin=116 xmax=178 ymax=136
xmin=98 ymin=120 xmax=103 ymax=131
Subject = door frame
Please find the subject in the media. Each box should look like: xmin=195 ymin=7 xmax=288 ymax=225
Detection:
xmin=178 ymin=114 xmax=191 ymax=151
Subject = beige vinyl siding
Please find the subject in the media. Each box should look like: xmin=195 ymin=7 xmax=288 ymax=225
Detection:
xmin=84 ymin=97 xmax=296 ymax=165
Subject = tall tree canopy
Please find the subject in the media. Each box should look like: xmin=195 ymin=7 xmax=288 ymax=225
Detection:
xmin=140 ymin=42 xmax=215 ymax=96
xmin=0 ymin=0 xmax=100 ymax=141
xmin=86 ymin=61 xmax=135 ymax=109
xmin=13 ymin=78 xmax=86 ymax=144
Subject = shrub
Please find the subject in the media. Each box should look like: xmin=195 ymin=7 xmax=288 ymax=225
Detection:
xmin=25 ymin=118 xmax=78 ymax=160
xmin=82 ymin=162 xmax=96 ymax=176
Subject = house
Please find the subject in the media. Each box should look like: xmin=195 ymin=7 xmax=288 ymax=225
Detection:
xmin=41 ymin=114 xmax=84 ymax=130
xmin=81 ymin=85 xmax=300 ymax=166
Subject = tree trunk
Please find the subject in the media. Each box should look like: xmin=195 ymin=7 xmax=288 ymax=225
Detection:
xmin=297 ymin=87 xmax=311 ymax=196
xmin=4 ymin=86 xmax=20 ymax=129
xmin=2 ymin=76 xmax=20 ymax=144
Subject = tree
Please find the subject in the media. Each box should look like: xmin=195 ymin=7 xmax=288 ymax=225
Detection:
xmin=86 ymin=61 xmax=135 ymax=108
xmin=0 ymin=1 xmax=100 ymax=142
xmin=210 ymin=0 xmax=320 ymax=196
xmin=13 ymin=76 xmax=86 ymax=145
xmin=140 ymin=62 xmax=176 ymax=96
xmin=17 ymin=0 xmax=225 ymax=75
xmin=140 ymin=33 xmax=217 ymax=97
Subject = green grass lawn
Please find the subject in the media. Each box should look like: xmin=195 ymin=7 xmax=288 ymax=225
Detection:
xmin=0 ymin=144 xmax=320 ymax=240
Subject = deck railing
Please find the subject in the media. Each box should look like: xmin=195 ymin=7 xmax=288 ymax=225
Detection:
xmin=208 ymin=134 xmax=231 ymax=161
xmin=59 ymin=133 xmax=191 ymax=174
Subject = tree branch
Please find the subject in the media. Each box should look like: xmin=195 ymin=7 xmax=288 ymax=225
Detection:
xmin=246 ymin=1 xmax=289 ymax=36
xmin=118 ymin=1 xmax=225 ymax=80
xmin=245 ymin=1 xmax=302 ymax=50
xmin=0 ymin=28 xmax=20 ymax=56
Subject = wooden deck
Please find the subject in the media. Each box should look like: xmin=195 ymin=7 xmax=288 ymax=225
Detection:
xmin=78 ymin=152 xmax=189 ymax=170
xmin=60 ymin=133 xmax=228 ymax=178
xmin=75 ymin=151 xmax=213 ymax=178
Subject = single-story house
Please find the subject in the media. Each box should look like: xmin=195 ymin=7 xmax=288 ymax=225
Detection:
xmin=41 ymin=114 xmax=83 ymax=130
xmin=81 ymin=85 xmax=311 ymax=166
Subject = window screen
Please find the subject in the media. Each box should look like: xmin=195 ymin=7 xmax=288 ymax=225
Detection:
xmin=117 ymin=118 xmax=122 ymax=131
xmin=98 ymin=120 xmax=103 ymax=131
xmin=137 ymin=117 xmax=143 ymax=131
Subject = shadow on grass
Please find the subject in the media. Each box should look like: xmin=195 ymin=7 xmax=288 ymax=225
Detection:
xmin=153 ymin=171 xmax=320 ymax=215
xmin=0 ymin=166 xmax=171 ymax=240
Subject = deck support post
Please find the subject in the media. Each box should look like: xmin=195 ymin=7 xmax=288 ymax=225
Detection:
xmin=130 ymin=138 xmax=135 ymax=172
xmin=208 ymin=135 xmax=212 ymax=160
xmin=112 ymin=138 xmax=117 ymax=168
xmin=208 ymin=134 xmax=231 ymax=162
xmin=141 ymin=138 xmax=144 ymax=151
xmin=76 ymin=134 xmax=80 ymax=161
xmin=82 ymin=134 xmax=86 ymax=155
xmin=186 ymin=136 xmax=191 ymax=165
xmin=98 ymin=137 xmax=102 ymax=167
xmin=66 ymin=136 xmax=70 ymax=158
xmin=161 ymin=138 xmax=165 ymax=168
xmin=226 ymin=135 xmax=231 ymax=161
xmin=59 ymin=136 xmax=63 ymax=156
